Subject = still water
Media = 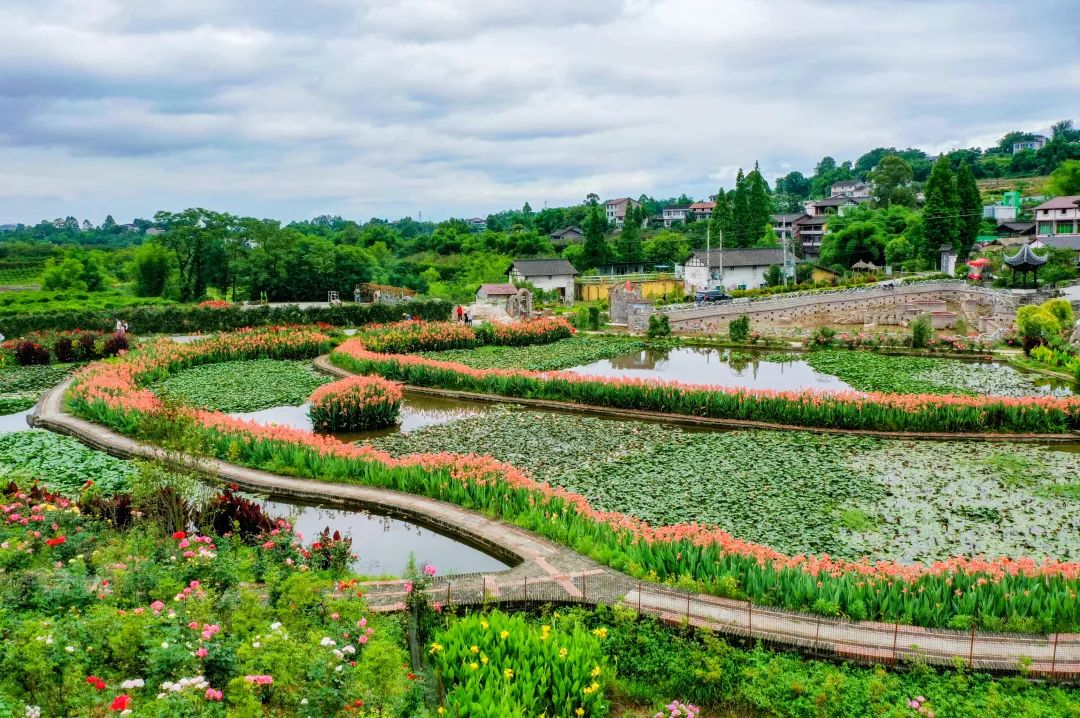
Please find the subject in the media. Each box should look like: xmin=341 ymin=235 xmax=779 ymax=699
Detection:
xmin=258 ymin=497 xmax=510 ymax=576
xmin=569 ymin=347 xmax=853 ymax=392
xmin=231 ymin=392 xmax=499 ymax=440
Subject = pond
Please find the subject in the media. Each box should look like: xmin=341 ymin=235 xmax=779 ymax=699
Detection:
xmin=569 ymin=347 xmax=853 ymax=392
xmin=231 ymin=392 xmax=502 ymax=441
xmin=257 ymin=496 xmax=511 ymax=576
xmin=0 ymin=409 xmax=32 ymax=434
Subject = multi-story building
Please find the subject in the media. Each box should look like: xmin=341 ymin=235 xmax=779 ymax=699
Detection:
xmin=1032 ymin=196 xmax=1080 ymax=264
xmin=603 ymin=197 xmax=641 ymax=227
xmin=770 ymin=213 xmax=803 ymax=243
xmin=681 ymin=248 xmax=786 ymax=292
xmin=661 ymin=206 xmax=690 ymax=227
xmin=829 ymin=180 xmax=872 ymax=199
xmin=687 ymin=201 xmax=716 ymax=221
xmin=793 ymin=215 xmax=829 ymax=258
xmin=1012 ymin=136 xmax=1048 ymax=153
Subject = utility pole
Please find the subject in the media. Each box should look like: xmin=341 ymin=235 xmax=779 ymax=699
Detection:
xmin=705 ymin=226 xmax=711 ymax=292
xmin=718 ymin=229 xmax=724 ymax=291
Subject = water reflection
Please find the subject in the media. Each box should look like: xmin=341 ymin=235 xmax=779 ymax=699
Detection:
xmin=571 ymin=348 xmax=853 ymax=392
xmin=259 ymin=497 xmax=509 ymax=576
xmin=230 ymin=393 xmax=498 ymax=440
xmin=0 ymin=409 xmax=32 ymax=434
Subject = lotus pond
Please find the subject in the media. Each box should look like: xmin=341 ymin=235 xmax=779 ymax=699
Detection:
xmin=370 ymin=409 xmax=1080 ymax=564
xmin=567 ymin=346 xmax=1076 ymax=397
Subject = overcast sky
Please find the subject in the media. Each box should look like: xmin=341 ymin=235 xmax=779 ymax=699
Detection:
xmin=1 ymin=0 xmax=1077 ymax=225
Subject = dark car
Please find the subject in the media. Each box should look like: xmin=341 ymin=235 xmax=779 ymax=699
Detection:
xmin=694 ymin=290 xmax=732 ymax=304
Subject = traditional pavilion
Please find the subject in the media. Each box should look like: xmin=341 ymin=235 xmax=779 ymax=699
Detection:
xmin=1003 ymin=243 xmax=1048 ymax=287
xmin=851 ymin=260 xmax=879 ymax=273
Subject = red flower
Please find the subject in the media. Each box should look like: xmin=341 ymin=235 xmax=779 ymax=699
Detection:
xmin=109 ymin=694 xmax=131 ymax=711
xmin=85 ymin=675 xmax=107 ymax=690
xmin=171 ymin=530 xmax=186 ymax=539
xmin=45 ymin=535 xmax=66 ymax=547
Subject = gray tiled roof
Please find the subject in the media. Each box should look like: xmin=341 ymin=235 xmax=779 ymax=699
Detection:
xmin=689 ymin=248 xmax=784 ymax=268
xmin=511 ymin=258 xmax=579 ymax=276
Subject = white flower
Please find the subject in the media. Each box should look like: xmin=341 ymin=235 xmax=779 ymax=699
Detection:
xmin=269 ymin=622 xmax=282 ymax=631
xmin=319 ymin=637 xmax=336 ymax=647
xmin=120 ymin=679 xmax=145 ymax=690
xmin=300 ymin=699 xmax=308 ymax=705
xmin=161 ymin=641 xmax=169 ymax=649
xmin=252 ymin=641 xmax=261 ymax=648
xmin=334 ymin=664 xmax=343 ymax=673
xmin=65 ymin=645 xmax=75 ymax=653
xmin=25 ymin=706 xmax=41 ymax=718
xmin=341 ymin=645 xmax=356 ymax=655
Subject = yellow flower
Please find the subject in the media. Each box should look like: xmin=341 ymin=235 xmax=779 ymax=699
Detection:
xmin=470 ymin=644 xmax=479 ymax=654
xmin=499 ymin=630 xmax=509 ymax=639
xmin=437 ymin=709 xmax=445 ymax=716
xmin=503 ymin=668 xmax=514 ymax=680
xmin=591 ymin=627 xmax=607 ymax=639
xmin=469 ymin=662 xmax=479 ymax=671
xmin=558 ymin=647 xmax=568 ymax=659
xmin=480 ymin=655 xmax=489 ymax=665
xmin=591 ymin=665 xmax=601 ymax=678
xmin=428 ymin=643 xmax=443 ymax=654
xmin=575 ymin=708 xmax=585 ymax=717
xmin=480 ymin=620 xmax=489 ymax=630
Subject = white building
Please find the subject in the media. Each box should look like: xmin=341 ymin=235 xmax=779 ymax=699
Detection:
xmin=509 ymin=259 xmax=578 ymax=303
xmin=687 ymin=201 xmax=716 ymax=221
xmin=681 ymin=248 xmax=786 ymax=292
xmin=661 ymin=205 xmax=690 ymax=227
xmin=603 ymin=197 xmax=641 ymax=227
xmin=1033 ymin=196 xmax=1080 ymax=240
xmin=830 ymin=180 xmax=872 ymax=199
xmin=983 ymin=204 xmax=1018 ymax=222
xmin=1013 ymin=136 xmax=1048 ymax=153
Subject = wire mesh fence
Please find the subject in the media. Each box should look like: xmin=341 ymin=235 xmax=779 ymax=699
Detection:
xmin=421 ymin=571 xmax=1079 ymax=680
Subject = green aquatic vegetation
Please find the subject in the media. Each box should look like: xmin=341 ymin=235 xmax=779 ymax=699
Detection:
xmin=804 ymin=350 xmax=1066 ymax=397
xmin=0 ymin=363 xmax=76 ymax=393
xmin=374 ymin=411 xmax=1080 ymax=564
xmin=0 ymin=394 xmax=37 ymax=415
xmin=154 ymin=359 xmax=331 ymax=412
xmin=0 ymin=430 xmax=137 ymax=494
xmin=418 ymin=335 xmax=644 ymax=371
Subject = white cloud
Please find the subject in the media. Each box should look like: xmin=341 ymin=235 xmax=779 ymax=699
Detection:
xmin=0 ymin=0 xmax=1078 ymax=223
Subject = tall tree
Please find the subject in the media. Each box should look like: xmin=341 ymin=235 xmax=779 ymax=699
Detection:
xmin=922 ymin=157 xmax=958 ymax=261
xmin=710 ymin=189 xmax=732 ymax=246
xmin=581 ymin=203 xmax=608 ymax=269
xmin=616 ymin=204 xmax=643 ymax=262
xmin=869 ymin=155 xmax=914 ymax=209
xmin=954 ymin=161 xmax=981 ymax=259
xmin=731 ymin=169 xmax=751 ymax=247
xmin=746 ymin=164 xmax=771 ymax=245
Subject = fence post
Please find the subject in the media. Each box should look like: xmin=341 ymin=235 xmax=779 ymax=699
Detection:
xmin=445 ymin=582 xmax=451 ymax=608
xmin=967 ymin=627 xmax=976 ymax=670
xmin=483 ymin=576 xmax=487 ymax=601
xmin=686 ymin=591 xmax=690 ymax=622
xmin=891 ymin=622 xmax=899 ymax=665
xmin=1050 ymin=632 xmax=1059 ymax=679
xmin=582 ymin=573 xmax=587 ymax=603
xmin=815 ymin=615 xmax=821 ymax=647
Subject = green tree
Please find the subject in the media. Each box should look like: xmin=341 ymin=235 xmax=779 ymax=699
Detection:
xmin=955 ymin=161 xmax=982 ymax=259
xmin=40 ymin=257 xmax=88 ymax=291
xmin=643 ymin=230 xmax=691 ymax=268
xmin=869 ymin=155 xmax=914 ymax=209
xmin=922 ymin=157 xmax=958 ymax=261
xmin=764 ymin=264 xmax=783 ymax=286
xmin=131 ymin=243 xmax=174 ymax=297
xmin=581 ymin=204 xmax=608 ymax=269
xmin=616 ymin=205 xmax=644 ymax=262
xmin=731 ymin=169 xmax=751 ymax=247
xmin=746 ymin=164 xmax=771 ymax=245
xmin=710 ymin=189 xmax=733 ymax=243
xmin=1015 ymin=305 xmax=1061 ymax=354
xmin=819 ymin=220 xmax=884 ymax=268
xmin=1048 ymin=160 xmax=1080 ymax=195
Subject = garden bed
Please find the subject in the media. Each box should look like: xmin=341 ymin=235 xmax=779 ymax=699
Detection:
xmin=153 ymin=358 xmax=331 ymax=412
xmin=58 ymin=329 xmax=1080 ymax=631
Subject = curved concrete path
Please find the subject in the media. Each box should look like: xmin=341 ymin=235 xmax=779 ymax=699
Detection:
xmin=29 ymin=380 xmax=1080 ymax=680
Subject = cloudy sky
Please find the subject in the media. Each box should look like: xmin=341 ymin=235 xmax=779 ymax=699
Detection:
xmin=1 ymin=0 xmax=1077 ymax=225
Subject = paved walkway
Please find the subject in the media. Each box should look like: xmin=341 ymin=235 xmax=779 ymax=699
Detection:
xmin=29 ymin=380 xmax=1080 ymax=680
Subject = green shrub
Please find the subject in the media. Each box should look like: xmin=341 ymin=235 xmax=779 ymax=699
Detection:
xmin=646 ymin=313 xmax=670 ymax=338
xmin=910 ymin=313 xmax=932 ymax=349
xmin=1015 ymin=305 xmax=1061 ymax=355
xmin=1042 ymin=297 xmax=1075 ymax=328
xmin=728 ymin=315 xmax=750 ymax=342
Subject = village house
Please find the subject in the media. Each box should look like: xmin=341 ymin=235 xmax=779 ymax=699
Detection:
xmin=475 ymin=283 xmax=519 ymax=303
xmin=681 ymin=247 xmax=786 ymax=293
xmin=549 ymin=226 xmax=584 ymax=247
xmin=793 ymin=215 xmax=829 ymax=258
xmin=467 ymin=217 xmax=487 ymax=230
xmin=509 ymin=258 xmax=578 ymax=303
xmin=687 ymin=201 xmax=716 ymax=221
xmin=829 ymin=180 xmax=872 ymax=199
xmin=1033 ymin=196 xmax=1080 ymax=241
xmin=603 ymin=197 xmax=641 ymax=227
xmin=770 ymin=213 xmax=804 ymax=244
xmin=1013 ymin=136 xmax=1048 ymax=153
xmin=661 ymin=205 xmax=690 ymax=227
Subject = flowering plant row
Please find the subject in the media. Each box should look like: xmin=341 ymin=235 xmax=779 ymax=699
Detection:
xmin=330 ymin=341 xmax=1080 ymax=434
xmin=309 ymin=375 xmax=403 ymax=432
xmin=352 ymin=317 xmax=575 ymax=355
xmin=3 ymin=328 xmax=128 ymax=365
xmin=430 ymin=610 xmax=608 ymax=716
xmin=64 ymin=329 xmax=1080 ymax=632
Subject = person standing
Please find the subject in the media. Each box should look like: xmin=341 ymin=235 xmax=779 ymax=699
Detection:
xmin=456 ymin=305 xmax=464 ymax=322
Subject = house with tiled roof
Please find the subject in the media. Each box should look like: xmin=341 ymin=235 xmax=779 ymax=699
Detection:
xmin=603 ymin=197 xmax=641 ymax=227
xmin=509 ymin=258 xmax=579 ymax=303
xmin=681 ymin=248 xmax=785 ymax=292
xmin=476 ymin=283 xmax=519 ymax=303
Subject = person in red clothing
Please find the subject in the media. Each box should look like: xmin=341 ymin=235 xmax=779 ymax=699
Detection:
xmin=456 ymin=305 xmax=464 ymax=322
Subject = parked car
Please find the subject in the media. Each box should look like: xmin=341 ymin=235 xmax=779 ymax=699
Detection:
xmin=694 ymin=290 xmax=732 ymax=304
